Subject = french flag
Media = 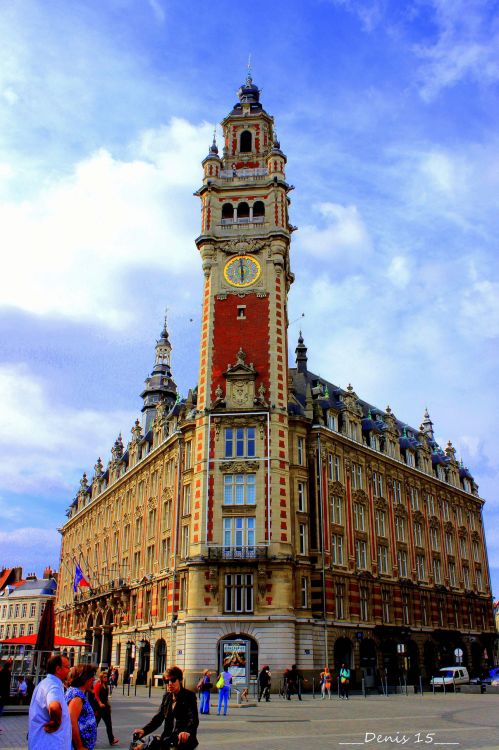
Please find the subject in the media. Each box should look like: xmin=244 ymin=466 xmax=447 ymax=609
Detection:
xmin=73 ymin=562 xmax=91 ymax=593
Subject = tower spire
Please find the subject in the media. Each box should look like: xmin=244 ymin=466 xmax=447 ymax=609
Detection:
xmin=246 ymin=53 xmax=252 ymax=84
xmin=140 ymin=314 xmax=178 ymax=433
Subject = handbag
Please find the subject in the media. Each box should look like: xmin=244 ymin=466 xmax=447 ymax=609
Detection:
xmin=216 ymin=675 xmax=224 ymax=689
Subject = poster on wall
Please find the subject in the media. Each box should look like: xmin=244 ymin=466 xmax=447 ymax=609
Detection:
xmin=222 ymin=640 xmax=248 ymax=684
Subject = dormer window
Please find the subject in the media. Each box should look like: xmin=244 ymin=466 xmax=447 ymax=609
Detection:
xmin=406 ymin=451 xmax=415 ymax=467
xmin=327 ymin=412 xmax=337 ymax=431
xmin=463 ymin=478 xmax=471 ymax=493
xmin=240 ymin=130 xmax=252 ymax=153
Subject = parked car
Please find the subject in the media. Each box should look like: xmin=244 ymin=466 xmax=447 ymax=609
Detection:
xmin=431 ymin=667 xmax=469 ymax=688
xmin=470 ymin=667 xmax=499 ymax=685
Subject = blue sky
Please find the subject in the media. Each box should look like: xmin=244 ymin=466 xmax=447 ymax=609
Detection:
xmin=1 ymin=0 xmax=498 ymax=594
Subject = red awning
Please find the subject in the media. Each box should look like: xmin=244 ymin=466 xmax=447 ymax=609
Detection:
xmin=0 ymin=634 xmax=89 ymax=647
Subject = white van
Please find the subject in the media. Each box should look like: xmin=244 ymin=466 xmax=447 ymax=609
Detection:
xmin=431 ymin=666 xmax=469 ymax=688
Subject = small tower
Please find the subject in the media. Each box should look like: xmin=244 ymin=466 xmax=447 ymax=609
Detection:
xmin=295 ymin=331 xmax=308 ymax=374
xmin=141 ymin=315 xmax=178 ymax=433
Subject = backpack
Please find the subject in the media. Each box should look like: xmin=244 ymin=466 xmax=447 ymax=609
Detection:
xmin=196 ymin=677 xmax=205 ymax=691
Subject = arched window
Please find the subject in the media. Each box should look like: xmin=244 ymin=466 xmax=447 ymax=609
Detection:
xmin=221 ymin=203 xmax=234 ymax=221
xmin=253 ymin=201 xmax=265 ymax=219
xmin=237 ymin=202 xmax=250 ymax=220
xmin=240 ymin=130 xmax=252 ymax=153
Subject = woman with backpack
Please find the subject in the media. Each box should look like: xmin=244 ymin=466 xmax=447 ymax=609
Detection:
xmin=197 ymin=669 xmax=212 ymax=715
xmin=216 ymin=668 xmax=232 ymax=716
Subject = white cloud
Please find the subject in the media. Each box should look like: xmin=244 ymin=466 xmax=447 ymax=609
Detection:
xmin=298 ymin=202 xmax=372 ymax=268
xmin=0 ymin=527 xmax=60 ymax=573
xmin=460 ymin=280 xmax=499 ymax=339
xmin=0 ymin=363 xmax=134 ymax=495
xmin=386 ymin=255 xmax=411 ymax=287
xmin=0 ymin=118 xmax=212 ymax=328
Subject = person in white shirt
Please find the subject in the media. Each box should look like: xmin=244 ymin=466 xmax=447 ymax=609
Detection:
xmin=28 ymin=654 xmax=71 ymax=750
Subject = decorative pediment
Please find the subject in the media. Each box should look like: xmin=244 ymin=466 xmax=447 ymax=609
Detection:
xmin=223 ymin=348 xmax=258 ymax=409
xmin=412 ymin=510 xmax=424 ymax=523
xmin=458 ymin=526 xmax=467 ymax=538
xmin=394 ymin=504 xmax=407 ymax=518
xmin=219 ymin=460 xmax=260 ymax=473
xmin=221 ymin=238 xmax=267 ymax=255
xmin=444 ymin=521 xmax=454 ymax=534
xmin=429 ymin=515 xmax=440 ymax=528
xmin=374 ymin=497 xmax=388 ymax=511
xmin=329 ymin=481 xmax=345 ymax=498
xmin=352 ymin=489 xmax=368 ymax=504
xmin=471 ymin=530 xmax=480 ymax=542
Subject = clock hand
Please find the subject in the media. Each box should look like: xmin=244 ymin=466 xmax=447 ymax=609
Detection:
xmin=239 ymin=257 xmax=245 ymax=282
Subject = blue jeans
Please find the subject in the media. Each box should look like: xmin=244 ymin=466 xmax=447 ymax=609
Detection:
xmin=199 ymin=691 xmax=210 ymax=713
xmin=217 ymin=686 xmax=230 ymax=715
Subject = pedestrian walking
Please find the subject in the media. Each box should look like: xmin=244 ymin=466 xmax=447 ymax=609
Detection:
xmin=17 ymin=676 xmax=28 ymax=705
xmin=320 ymin=666 xmax=332 ymax=699
xmin=66 ymin=664 xmax=98 ymax=750
xmin=133 ymin=665 xmax=198 ymax=749
xmin=28 ymin=653 xmax=71 ymax=750
xmin=258 ymin=666 xmax=271 ymax=702
xmin=94 ymin=670 xmax=119 ymax=745
xmin=197 ymin=669 xmax=212 ymax=715
xmin=285 ymin=664 xmax=302 ymax=700
xmin=216 ymin=668 xmax=232 ymax=716
xmin=339 ymin=663 xmax=350 ymax=700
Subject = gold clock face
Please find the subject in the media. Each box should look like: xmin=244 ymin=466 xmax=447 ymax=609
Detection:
xmin=224 ymin=255 xmax=261 ymax=287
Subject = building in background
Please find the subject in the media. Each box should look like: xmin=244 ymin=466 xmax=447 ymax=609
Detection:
xmin=56 ymin=76 xmax=495 ymax=688
xmin=0 ymin=568 xmax=57 ymax=647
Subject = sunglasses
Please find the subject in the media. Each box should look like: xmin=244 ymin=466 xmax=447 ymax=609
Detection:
xmin=165 ymin=678 xmax=179 ymax=684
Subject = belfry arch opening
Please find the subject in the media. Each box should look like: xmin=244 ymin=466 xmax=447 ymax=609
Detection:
xmin=240 ymin=130 xmax=252 ymax=153
xmin=222 ymin=203 xmax=234 ymax=221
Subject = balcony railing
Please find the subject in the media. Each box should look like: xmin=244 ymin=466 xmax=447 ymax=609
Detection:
xmin=220 ymin=216 xmax=265 ymax=225
xmin=220 ymin=168 xmax=268 ymax=179
xmin=207 ymin=546 xmax=268 ymax=561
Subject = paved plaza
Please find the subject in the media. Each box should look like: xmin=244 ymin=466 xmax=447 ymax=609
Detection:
xmin=2 ymin=689 xmax=499 ymax=750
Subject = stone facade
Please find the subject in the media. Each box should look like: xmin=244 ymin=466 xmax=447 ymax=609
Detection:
xmin=56 ymin=76 xmax=495 ymax=690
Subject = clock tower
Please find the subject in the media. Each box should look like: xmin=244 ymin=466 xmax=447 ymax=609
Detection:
xmin=185 ymin=73 xmax=298 ymax=667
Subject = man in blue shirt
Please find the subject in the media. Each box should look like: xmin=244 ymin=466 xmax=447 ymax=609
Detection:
xmin=28 ymin=654 xmax=71 ymax=750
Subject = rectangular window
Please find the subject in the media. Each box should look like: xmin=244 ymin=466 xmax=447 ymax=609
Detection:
xmin=448 ymin=561 xmax=456 ymax=587
xmin=19 ymin=624 xmax=25 ymax=638
xmin=472 ymin=540 xmax=480 ymax=562
xmin=382 ymin=589 xmax=391 ymax=622
xmin=223 ymin=474 xmax=256 ymax=505
xmin=433 ymin=557 xmax=442 ymax=584
xmin=123 ymin=523 xmax=130 ymax=551
xmin=223 ymin=517 xmax=255 ymax=553
xmin=113 ymin=531 xmax=119 ymax=557
xmin=355 ymin=539 xmax=367 ymax=570
xmin=402 ymin=592 xmax=410 ymax=625
xmin=378 ymin=544 xmax=389 ymax=574
xmin=12 ymin=624 xmax=17 ymax=637
xmin=297 ymin=437 xmax=305 ymax=466
xmin=413 ymin=522 xmax=423 ymax=547
xmin=454 ymin=601 xmax=460 ymax=629
xmin=5 ymin=625 xmax=10 ymax=638
xmin=327 ymin=453 xmax=334 ymax=480
xmin=395 ymin=516 xmax=406 ymax=542
xmin=28 ymin=623 xmax=34 ymax=635
xmin=297 ymin=481 xmax=306 ymax=512
xmin=397 ymin=549 xmax=408 ymax=578
xmin=416 ymin=554 xmax=425 ymax=580
xmin=426 ymin=493 xmax=435 ymax=516
xmin=421 ymin=594 xmax=429 ymax=626
xmin=179 ymin=576 xmax=187 ymax=610
xmin=225 ymin=573 xmax=253 ymax=613
xmin=183 ymin=483 xmax=191 ymax=515
xmin=300 ymin=577 xmax=309 ymax=608
xmin=352 ymin=462 xmax=363 ymax=490
xmin=410 ymin=487 xmax=419 ymax=511
xmin=442 ymin=500 xmax=450 ymax=521
xmin=21 ymin=603 xmax=27 ymax=618
xmin=331 ymin=496 xmax=343 ymax=525
xmin=143 ymin=589 xmax=152 ymax=621
xmin=335 ymin=582 xmax=345 ymax=619
xmin=135 ymin=516 xmax=143 ymax=545
xmin=184 ymin=441 xmax=192 ymax=469
xmin=327 ymin=412 xmax=338 ymax=431
xmin=459 ymin=536 xmax=467 ymax=558
xmin=132 ymin=551 xmax=141 ymax=579
xmin=445 ymin=532 xmax=453 ymax=555
xmin=148 ymin=508 xmax=157 ymax=538
xmin=429 ymin=526 xmax=439 ymax=551
xmin=359 ymin=585 xmax=369 ymax=621
xmin=437 ymin=597 xmax=445 ymax=627
xmin=30 ymin=604 xmax=36 ymax=617
xmin=406 ymin=451 xmax=415 ymax=467
xmin=334 ymin=456 xmax=341 ymax=481
xmin=375 ymin=509 xmax=386 ymax=537
xmin=14 ymin=604 xmax=19 ymax=617
xmin=476 ymin=568 xmax=483 ymax=590
xmin=181 ymin=525 xmax=190 ymax=558
xmin=463 ymin=565 xmax=470 ymax=589
xmin=332 ymin=534 xmax=344 ymax=565
xmin=159 ymin=584 xmax=168 ymax=621
xmin=299 ymin=523 xmax=307 ymax=555
xmin=146 ymin=544 xmax=155 ymax=573
xmin=373 ymin=472 xmax=384 ymax=498
xmin=0 ymin=626 xmax=3 ymax=638
xmin=353 ymin=503 xmax=365 ymax=531
xmin=161 ymin=536 xmax=170 ymax=569
xmin=162 ymin=499 xmax=172 ymax=531
xmin=392 ymin=480 xmax=402 ymax=504
xmin=1 ymin=605 xmax=5 ymax=618
xmin=455 ymin=506 xmax=463 ymax=525
xmin=224 ymin=427 xmax=256 ymax=458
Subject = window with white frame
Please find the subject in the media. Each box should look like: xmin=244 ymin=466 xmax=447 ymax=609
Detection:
xmin=335 ymin=582 xmax=345 ymax=619
xmin=433 ymin=557 xmax=442 ymax=584
xmin=5 ymin=625 xmax=10 ymax=638
xmin=298 ymin=523 xmax=307 ymax=555
xmin=146 ymin=544 xmax=155 ymax=573
xmin=225 ymin=573 xmax=253 ymax=613
xmin=352 ymin=462 xmax=363 ymax=490
xmin=373 ymin=472 xmax=384 ymax=497
xmin=437 ymin=596 xmax=445 ymax=626
xmin=476 ymin=567 xmax=483 ymax=590
xmin=375 ymin=509 xmax=386 ymax=537
xmin=472 ymin=540 xmax=480 ymax=562
xmin=441 ymin=499 xmax=450 ymax=521
xmin=378 ymin=544 xmax=389 ymax=574
xmin=223 ymin=474 xmax=256 ymax=505
xmin=392 ymin=480 xmax=402 ymax=504
xmin=12 ymin=624 xmax=17 ymax=637
xmin=327 ymin=412 xmax=338 ymax=431
xmin=223 ymin=517 xmax=255 ymax=551
xmin=459 ymin=536 xmax=467 ymax=558
xmin=348 ymin=421 xmax=359 ymax=441
xmin=0 ymin=626 xmax=3 ymax=638
xmin=181 ymin=525 xmax=190 ymax=558
xmin=416 ymin=554 xmax=425 ymax=579
xmin=161 ymin=536 xmax=170 ymax=569
xmin=21 ymin=603 xmax=27 ymax=618
xmin=445 ymin=532 xmax=453 ymax=555
xmin=426 ymin=493 xmax=435 ymax=516
xmin=355 ymin=539 xmax=367 ymax=569
xmin=28 ymin=623 xmax=34 ymax=635
xmin=397 ymin=549 xmax=408 ymax=578
xmin=406 ymin=451 xmax=415 ymax=467
xmin=353 ymin=502 xmax=365 ymax=531
xmin=436 ymin=465 xmax=446 ymax=481
xmin=402 ymin=592 xmax=410 ymax=624
xmin=224 ymin=427 xmax=256 ymax=458
xmin=332 ymin=534 xmax=344 ymax=565
xmin=463 ymin=478 xmax=472 ymax=493
xmin=359 ymin=585 xmax=369 ymax=621
xmin=14 ymin=604 xmax=19 ymax=617
xmin=179 ymin=576 xmax=187 ymax=610
xmin=395 ymin=516 xmax=406 ymax=542
xmin=30 ymin=603 xmax=36 ymax=617
xmin=297 ymin=437 xmax=305 ymax=465
xmin=448 ymin=561 xmax=456 ymax=587
xmin=331 ymin=495 xmax=343 ymax=525
xmin=455 ymin=506 xmax=463 ymax=525
xmin=297 ymin=481 xmax=306 ymax=512
xmin=413 ymin=521 xmax=423 ymax=547
xmin=463 ymin=565 xmax=470 ymax=589
xmin=300 ymin=577 xmax=309 ymax=608
xmin=429 ymin=526 xmax=439 ymax=551
xmin=421 ymin=594 xmax=429 ymax=626
xmin=382 ymin=589 xmax=391 ymax=622
xmin=148 ymin=508 xmax=157 ymax=537
xmin=184 ymin=440 xmax=192 ymax=469
xmin=183 ymin=483 xmax=191 ymax=515
xmin=328 ymin=453 xmax=334 ymax=480
xmin=410 ymin=487 xmax=419 ymax=511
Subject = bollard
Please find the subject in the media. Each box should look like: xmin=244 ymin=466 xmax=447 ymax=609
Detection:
xmin=149 ymin=678 xmax=152 ymax=699
xmin=362 ymin=677 xmax=366 ymax=698
xmin=312 ymin=677 xmax=315 ymax=699
xmin=134 ymin=680 xmax=137 ymax=697
xmin=127 ymin=680 xmax=130 ymax=696
xmin=122 ymin=681 xmax=125 ymax=696
xmin=236 ymin=689 xmax=241 ymax=705
xmin=419 ymin=676 xmax=423 ymax=697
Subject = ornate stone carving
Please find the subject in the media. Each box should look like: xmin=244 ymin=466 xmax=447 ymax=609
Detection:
xmin=352 ymin=489 xmax=368 ymax=504
xmin=412 ymin=510 xmax=424 ymax=523
xmin=394 ymin=504 xmax=408 ymax=518
xmin=219 ymin=460 xmax=259 ymax=473
xmin=219 ymin=238 xmax=267 ymax=255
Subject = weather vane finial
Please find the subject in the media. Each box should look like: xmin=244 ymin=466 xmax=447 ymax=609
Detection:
xmin=246 ymin=53 xmax=252 ymax=84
